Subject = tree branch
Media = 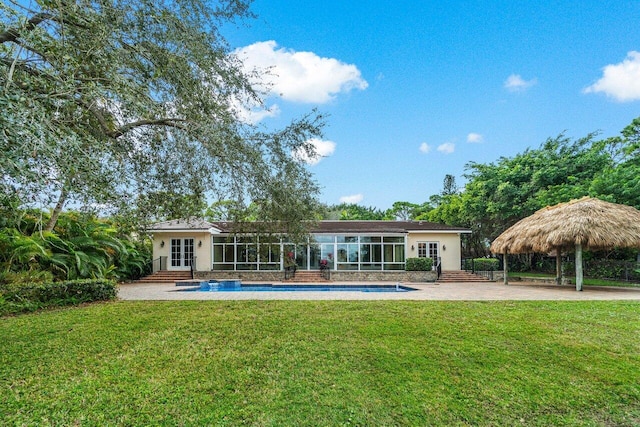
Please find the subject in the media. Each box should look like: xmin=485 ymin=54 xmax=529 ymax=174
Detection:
xmin=110 ymin=118 xmax=190 ymax=138
xmin=0 ymin=12 xmax=53 ymax=44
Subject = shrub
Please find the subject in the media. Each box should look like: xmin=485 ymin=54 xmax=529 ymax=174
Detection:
xmin=406 ymin=257 xmax=434 ymax=271
xmin=0 ymin=279 xmax=117 ymax=316
xmin=472 ymin=258 xmax=500 ymax=271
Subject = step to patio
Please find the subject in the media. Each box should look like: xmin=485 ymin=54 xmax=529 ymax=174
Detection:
xmin=438 ymin=270 xmax=491 ymax=283
xmin=135 ymin=271 xmax=192 ymax=283
xmin=283 ymin=271 xmax=331 ymax=283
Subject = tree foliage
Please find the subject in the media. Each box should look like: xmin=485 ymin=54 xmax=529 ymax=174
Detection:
xmin=426 ymin=120 xmax=640 ymax=256
xmin=1 ymin=0 xmax=323 ymax=231
xmin=0 ymin=209 xmax=150 ymax=283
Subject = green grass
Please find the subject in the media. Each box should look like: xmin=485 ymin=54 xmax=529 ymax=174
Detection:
xmin=509 ymin=272 xmax=640 ymax=288
xmin=1 ymin=301 xmax=639 ymax=426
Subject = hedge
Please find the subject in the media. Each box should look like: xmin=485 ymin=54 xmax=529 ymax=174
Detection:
xmin=468 ymin=258 xmax=500 ymax=271
xmin=0 ymin=279 xmax=117 ymax=316
xmin=406 ymin=257 xmax=434 ymax=271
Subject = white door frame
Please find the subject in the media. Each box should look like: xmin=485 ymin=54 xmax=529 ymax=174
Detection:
xmin=170 ymin=238 xmax=194 ymax=270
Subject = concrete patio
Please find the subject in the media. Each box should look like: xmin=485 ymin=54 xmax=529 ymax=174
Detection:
xmin=117 ymin=281 xmax=640 ymax=301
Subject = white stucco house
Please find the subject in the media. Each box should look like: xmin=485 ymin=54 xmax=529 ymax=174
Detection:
xmin=148 ymin=219 xmax=471 ymax=282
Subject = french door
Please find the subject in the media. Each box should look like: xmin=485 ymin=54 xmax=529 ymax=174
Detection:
xmin=417 ymin=242 xmax=439 ymax=263
xmin=170 ymin=238 xmax=194 ymax=270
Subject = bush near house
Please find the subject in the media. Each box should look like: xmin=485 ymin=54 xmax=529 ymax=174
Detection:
xmin=406 ymin=257 xmax=434 ymax=271
xmin=0 ymin=279 xmax=117 ymax=316
xmin=465 ymin=258 xmax=500 ymax=271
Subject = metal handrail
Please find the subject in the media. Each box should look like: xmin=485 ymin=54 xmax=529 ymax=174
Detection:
xmin=190 ymin=256 xmax=197 ymax=279
xmin=436 ymin=257 xmax=442 ymax=279
xmin=320 ymin=265 xmax=331 ymax=280
xmin=284 ymin=265 xmax=297 ymax=280
xmin=152 ymin=256 xmax=168 ymax=273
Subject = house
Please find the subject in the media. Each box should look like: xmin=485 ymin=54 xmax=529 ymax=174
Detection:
xmin=148 ymin=219 xmax=471 ymax=281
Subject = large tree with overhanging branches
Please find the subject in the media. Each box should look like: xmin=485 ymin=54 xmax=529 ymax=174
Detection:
xmin=0 ymin=0 xmax=324 ymax=234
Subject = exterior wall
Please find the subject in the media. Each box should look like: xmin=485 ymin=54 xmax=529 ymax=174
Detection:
xmin=406 ymin=232 xmax=465 ymax=271
xmin=150 ymin=229 xmax=467 ymax=273
xmin=194 ymin=270 xmax=437 ymax=282
xmin=151 ymin=231 xmax=211 ymax=271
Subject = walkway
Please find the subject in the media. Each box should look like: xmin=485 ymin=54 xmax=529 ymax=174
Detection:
xmin=117 ymin=281 xmax=640 ymax=301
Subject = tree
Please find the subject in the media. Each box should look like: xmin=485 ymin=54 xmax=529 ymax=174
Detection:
xmin=384 ymin=201 xmax=432 ymax=220
xmin=426 ymin=133 xmax=615 ymax=255
xmin=1 ymin=0 xmax=323 ymax=232
xmin=322 ymin=203 xmax=386 ymax=220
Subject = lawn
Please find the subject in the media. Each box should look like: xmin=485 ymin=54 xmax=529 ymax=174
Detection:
xmin=1 ymin=301 xmax=639 ymax=426
xmin=509 ymin=272 xmax=640 ymax=288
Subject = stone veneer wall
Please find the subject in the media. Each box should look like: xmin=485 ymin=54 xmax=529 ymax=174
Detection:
xmin=194 ymin=270 xmax=437 ymax=282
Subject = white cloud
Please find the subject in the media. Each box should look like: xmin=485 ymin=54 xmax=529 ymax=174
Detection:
xmin=504 ymin=74 xmax=537 ymax=92
xmin=231 ymin=98 xmax=281 ymax=124
xmin=437 ymin=142 xmax=455 ymax=154
xmin=467 ymin=133 xmax=483 ymax=143
xmin=235 ymin=40 xmax=368 ymax=104
xmin=291 ymin=138 xmax=336 ymax=165
xmin=340 ymin=194 xmax=364 ymax=204
xmin=583 ymin=51 xmax=640 ymax=102
xmin=419 ymin=142 xmax=431 ymax=153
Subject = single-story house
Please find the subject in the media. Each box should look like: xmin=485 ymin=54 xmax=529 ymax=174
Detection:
xmin=149 ymin=219 xmax=471 ymax=281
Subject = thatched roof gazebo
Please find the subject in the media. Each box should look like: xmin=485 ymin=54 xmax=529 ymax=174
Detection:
xmin=490 ymin=197 xmax=640 ymax=291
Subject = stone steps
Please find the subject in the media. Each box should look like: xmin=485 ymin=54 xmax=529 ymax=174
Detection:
xmin=283 ymin=270 xmax=331 ymax=283
xmin=136 ymin=270 xmax=192 ymax=283
xmin=438 ymin=270 xmax=491 ymax=283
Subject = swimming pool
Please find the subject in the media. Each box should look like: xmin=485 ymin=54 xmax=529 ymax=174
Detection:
xmin=181 ymin=280 xmax=416 ymax=293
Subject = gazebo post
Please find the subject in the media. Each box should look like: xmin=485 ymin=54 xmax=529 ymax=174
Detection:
xmin=555 ymin=249 xmax=561 ymax=285
xmin=575 ymin=243 xmax=583 ymax=291
xmin=503 ymin=250 xmax=508 ymax=285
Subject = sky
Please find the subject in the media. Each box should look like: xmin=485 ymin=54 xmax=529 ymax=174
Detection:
xmin=222 ymin=1 xmax=640 ymax=211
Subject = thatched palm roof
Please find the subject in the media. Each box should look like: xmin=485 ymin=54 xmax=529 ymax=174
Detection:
xmin=490 ymin=197 xmax=640 ymax=254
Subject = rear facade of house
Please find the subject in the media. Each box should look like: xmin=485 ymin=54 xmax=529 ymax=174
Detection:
xmin=149 ymin=219 xmax=471 ymax=281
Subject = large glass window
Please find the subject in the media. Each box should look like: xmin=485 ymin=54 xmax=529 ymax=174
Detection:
xmin=210 ymin=234 xmax=407 ymax=271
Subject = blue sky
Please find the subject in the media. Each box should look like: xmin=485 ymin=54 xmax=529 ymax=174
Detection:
xmin=224 ymin=1 xmax=640 ymax=210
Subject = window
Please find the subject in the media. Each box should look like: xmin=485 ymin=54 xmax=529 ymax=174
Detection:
xmin=417 ymin=242 xmax=439 ymax=262
xmin=210 ymin=234 xmax=407 ymax=271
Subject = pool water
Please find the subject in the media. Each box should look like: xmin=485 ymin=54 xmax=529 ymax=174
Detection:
xmin=181 ymin=281 xmax=416 ymax=293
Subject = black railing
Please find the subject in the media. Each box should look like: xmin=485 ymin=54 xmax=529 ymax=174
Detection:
xmin=462 ymin=257 xmax=498 ymax=280
xmin=152 ymin=256 xmax=167 ymax=273
xmin=436 ymin=257 xmax=442 ymax=279
xmin=284 ymin=265 xmax=297 ymax=280
xmin=190 ymin=256 xmax=197 ymax=279
xmin=320 ymin=264 xmax=331 ymax=281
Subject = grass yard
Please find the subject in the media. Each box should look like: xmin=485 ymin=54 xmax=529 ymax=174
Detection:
xmin=1 ymin=301 xmax=639 ymax=426
xmin=509 ymin=272 xmax=640 ymax=288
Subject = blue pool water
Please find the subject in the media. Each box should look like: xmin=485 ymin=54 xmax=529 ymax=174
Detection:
xmin=181 ymin=280 xmax=416 ymax=293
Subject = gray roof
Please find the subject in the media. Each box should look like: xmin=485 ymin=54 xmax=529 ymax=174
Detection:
xmin=148 ymin=218 xmax=216 ymax=232
xmin=150 ymin=219 xmax=470 ymax=234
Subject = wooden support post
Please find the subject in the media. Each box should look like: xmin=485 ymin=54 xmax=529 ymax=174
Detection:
xmin=556 ymin=249 xmax=562 ymax=285
xmin=503 ymin=251 xmax=508 ymax=285
xmin=575 ymin=243 xmax=583 ymax=291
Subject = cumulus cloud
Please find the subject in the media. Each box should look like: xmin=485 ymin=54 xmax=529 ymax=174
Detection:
xmin=419 ymin=142 xmax=431 ymax=153
xmin=583 ymin=51 xmax=640 ymax=102
xmin=235 ymin=40 xmax=368 ymax=104
xmin=467 ymin=133 xmax=483 ymax=143
xmin=231 ymin=99 xmax=280 ymax=124
xmin=291 ymin=138 xmax=336 ymax=165
xmin=504 ymin=74 xmax=537 ymax=92
xmin=437 ymin=142 xmax=455 ymax=154
xmin=340 ymin=194 xmax=364 ymax=204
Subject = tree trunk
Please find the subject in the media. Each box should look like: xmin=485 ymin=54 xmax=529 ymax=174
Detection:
xmin=44 ymin=186 xmax=68 ymax=232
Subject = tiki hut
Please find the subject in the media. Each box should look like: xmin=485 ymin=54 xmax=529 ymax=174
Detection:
xmin=490 ymin=197 xmax=640 ymax=290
